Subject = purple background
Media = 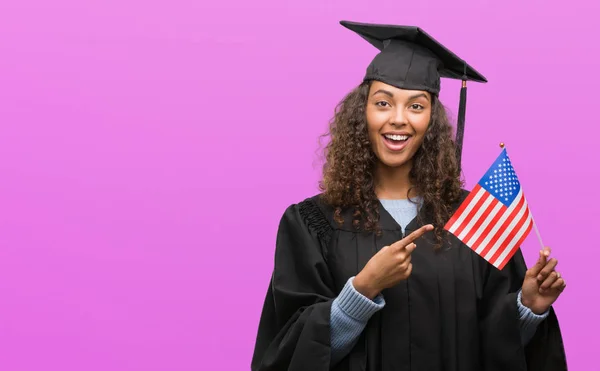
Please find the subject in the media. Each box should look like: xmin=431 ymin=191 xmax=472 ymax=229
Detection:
xmin=0 ymin=0 xmax=598 ymax=370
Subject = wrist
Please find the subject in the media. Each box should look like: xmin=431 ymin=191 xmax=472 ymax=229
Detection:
xmin=353 ymin=273 xmax=380 ymax=300
xmin=520 ymin=292 xmax=533 ymax=309
xmin=519 ymin=290 xmax=547 ymax=315
xmin=530 ymin=305 xmax=549 ymax=315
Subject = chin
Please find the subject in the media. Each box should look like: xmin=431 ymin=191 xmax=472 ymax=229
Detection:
xmin=379 ymin=155 xmax=411 ymax=169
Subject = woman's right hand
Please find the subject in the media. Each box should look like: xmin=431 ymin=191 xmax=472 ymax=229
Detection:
xmin=353 ymin=224 xmax=434 ymax=299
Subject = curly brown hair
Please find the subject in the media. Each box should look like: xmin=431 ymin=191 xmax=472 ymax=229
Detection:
xmin=318 ymin=80 xmax=464 ymax=246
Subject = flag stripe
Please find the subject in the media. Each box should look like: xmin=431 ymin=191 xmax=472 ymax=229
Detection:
xmin=494 ymin=212 xmax=533 ymax=269
xmin=455 ymin=192 xmax=494 ymax=240
xmin=444 ymin=184 xmax=483 ymax=230
xmin=482 ymin=194 xmax=529 ymax=259
xmin=457 ymin=193 xmax=496 ymax=242
xmin=486 ymin=205 xmax=531 ymax=264
xmin=495 ymin=218 xmax=533 ymax=269
xmin=469 ymin=200 xmax=508 ymax=253
xmin=446 ymin=185 xmax=485 ymax=234
xmin=475 ymin=189 xmax=525 ymax=256
xmin=463 ymin=199 xmax=503 ymax=248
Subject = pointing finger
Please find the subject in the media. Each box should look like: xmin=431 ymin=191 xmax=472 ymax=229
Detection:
xmin=392 ymin=224 xmax=434 ymax=250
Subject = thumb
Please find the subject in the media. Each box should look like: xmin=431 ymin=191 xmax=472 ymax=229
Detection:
xmin=405 ymin=243 xmax=417 ymax=254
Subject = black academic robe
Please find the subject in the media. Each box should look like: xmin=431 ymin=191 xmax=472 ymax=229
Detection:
xmin=251 ymin=191 xmax=568 ymax=371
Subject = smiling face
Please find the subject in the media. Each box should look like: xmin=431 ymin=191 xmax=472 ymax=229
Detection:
xmin=366 ymin=80 xmax=432 ymax=170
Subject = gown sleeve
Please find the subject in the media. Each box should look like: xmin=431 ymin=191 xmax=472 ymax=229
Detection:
xmin=476 ymin=247 xmax=568 ymax=371
xmin=251 ymin=200 xmax=337 ymax=371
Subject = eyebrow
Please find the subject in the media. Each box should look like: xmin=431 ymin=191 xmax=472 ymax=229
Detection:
xmin=372 ymin=90 xmax=430 ymax=101
xmin=408 ymin=93 xmax=430 ymax=101
xmin=372 ymin=89 xmax=394 ymax=98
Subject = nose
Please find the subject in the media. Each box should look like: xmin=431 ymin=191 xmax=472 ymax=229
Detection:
xmin=391 ymin=107 xmax=407 ymax=126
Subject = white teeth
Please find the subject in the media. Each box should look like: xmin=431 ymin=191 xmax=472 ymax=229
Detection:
xmin=384 ymin=134 xmax=409 ymax=141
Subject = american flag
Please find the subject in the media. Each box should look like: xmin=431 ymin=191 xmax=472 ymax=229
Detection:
xmin=444 ymin=148 xmax=533 ymax=270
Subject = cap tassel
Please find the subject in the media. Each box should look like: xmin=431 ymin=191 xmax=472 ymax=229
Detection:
xmin=455 ymin=63 xmax=468 ymax=174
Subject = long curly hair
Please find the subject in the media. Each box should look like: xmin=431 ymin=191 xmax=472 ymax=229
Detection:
xmin=318 ymin=80 xmax=464 ymax=246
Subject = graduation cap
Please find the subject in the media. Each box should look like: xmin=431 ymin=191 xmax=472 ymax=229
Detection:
xmin=340 ymin=20 xmax=487 ymax=172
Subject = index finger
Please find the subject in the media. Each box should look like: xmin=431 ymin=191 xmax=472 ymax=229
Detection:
xmin=391 ymin=224 xmax=434 ymax=250
xmin=528 ymin=249 xmax=549 ymax=277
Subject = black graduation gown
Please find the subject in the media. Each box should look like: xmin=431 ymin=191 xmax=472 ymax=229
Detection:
xmin=251 ymin=191 xmax=568 ymax=371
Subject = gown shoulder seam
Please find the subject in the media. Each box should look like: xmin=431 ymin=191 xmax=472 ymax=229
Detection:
xmin=297 ymin=197 xmax=333 ymax=261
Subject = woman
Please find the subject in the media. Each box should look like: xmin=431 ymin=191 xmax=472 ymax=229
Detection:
xmin=251 ymin=20 xmax=567 ymax=371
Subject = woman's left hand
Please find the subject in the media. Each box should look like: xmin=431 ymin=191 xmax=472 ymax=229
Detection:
xmin=521 ymin=247 xmax=566 ymax=315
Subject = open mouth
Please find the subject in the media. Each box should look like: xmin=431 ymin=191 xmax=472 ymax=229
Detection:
xmin=382 ymin=133 xmax=412 ymax=151
xmin=384 ymin=134 xmax=410 ymax=142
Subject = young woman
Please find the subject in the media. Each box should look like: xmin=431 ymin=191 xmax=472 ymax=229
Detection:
xmin=251 ymin=20 xmax=567 ymax=371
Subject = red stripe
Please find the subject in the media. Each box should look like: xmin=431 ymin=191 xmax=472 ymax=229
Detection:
xmin=488 ymin=206 xmax=531 ymax=265
xmin=484 ymin=196 xmax=527 ymax=253
xmin=496 ymin=220 xmax=533 ymax=270
xmin=444 ymin=184 xmax=482 ymax=230
xmin=478 ymin=195 xmax=526 ymax=258
xmin=469 ymin=202 xmax=508 ymax=252
xmin=461 ymin=196 xmax=500 ymax=244
xmin=453 ymin=191 xmax=491 ymax=237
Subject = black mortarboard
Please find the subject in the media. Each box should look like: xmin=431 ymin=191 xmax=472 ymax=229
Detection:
xmin=340 ymin=20 xmax=487 ymax=171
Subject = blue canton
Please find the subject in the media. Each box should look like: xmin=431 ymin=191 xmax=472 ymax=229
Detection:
xmin=478 ymin=148 xmax=521 ymax=207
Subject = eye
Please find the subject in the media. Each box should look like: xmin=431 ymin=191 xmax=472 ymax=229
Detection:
xmin=375 ymin=101 xmax=391 ymax=107
xmin=410 ymin=103 xmax=425 ymax=110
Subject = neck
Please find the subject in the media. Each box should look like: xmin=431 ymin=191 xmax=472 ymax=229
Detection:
xmin=375 ymin=161 xmax=418 ymax=200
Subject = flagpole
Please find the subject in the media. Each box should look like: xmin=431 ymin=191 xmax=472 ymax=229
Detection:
xmin=532 ymin=219 xmax=546 ymax=250
xmin=499 ymin=142 xmax=546 ymax=250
